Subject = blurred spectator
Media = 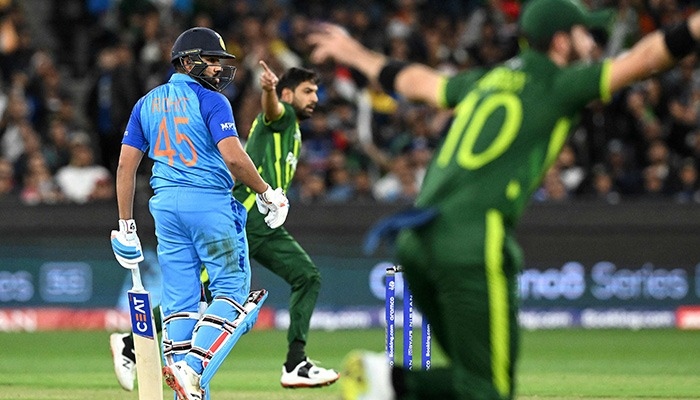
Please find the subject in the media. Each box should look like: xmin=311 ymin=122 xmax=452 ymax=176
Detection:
xmin=131 ymin=4 xmax=173 ymax=91
xmin=43 ymin=116 xmax=73 ymax=173
xmin=54 ymin=132 xmax=113 ymax=204
xmin=11 ymin=120 xmax=44 ymax=188
xmin=372 ymin=153 xmax=418 ymax=203
xmin=663 ymin=55 xmax=699 ymax=158
xmin=326 ymin=98 xmax=357 ymax=150
xmin=556 ymin=143 xmax=586 ymax=195
xmin=405 ymin=138 xmax=433 ymax=190
xmin=130 ymin=4 xmax=163 ymax=70
xmin=671 ymin=157 xmax=700 ymax=203
xmin=582 ymin=164 xmax=621 ymax=204
xmin=301 ymin=108 xmax=336 ymax=172
xmin=625 ymin=81 xmax=663 ymax=144
xmin=421 ymin=15 xmax=460 ymax=71
xmin=686 ymin=128 xmax=700 ymax=160
xmin=326 ymin=166 xmax=354 ymax=202
xmin=0 ymin=156 xmax=15 ymax=196
xmin=286 ymin=13 xmax=317 ymax=62
xmin=48 ymin=0 xmax=87 ymax=76
xmin=5 ymin=0 xmax=700 ymax=207
xmin=298 ymin=171 xmax=327 ymax=204
xmin=20 ymin=152 xmax=62 ymax=205
xmin=286 ymin=158 xmax=311 ymax=203
xmin=325 ymin=149 xmax=355 ymax=202
xmin=0 ymin=90 xmax=31 ymax=166
xmin=642 ymin=164 xmax=670 ymax=198
xmin=458 ymin=0 xmax=518 ymax=65
xmin=642 ymin=139 xmax=676 ymax=196
xmin=533 ymin=167 xmax=569 ymax=203
xmin=86 ymin=32 xmax=143 ymax=175
xmin=24 ymin=49 xmax=72 ymax=136
xmin=605 ymin=139 xmax=643 ymax=196
xmin=350 ymin=168 xmax=376 ymax=202
xmin=604 ymin=0 xmax=641 ymax=58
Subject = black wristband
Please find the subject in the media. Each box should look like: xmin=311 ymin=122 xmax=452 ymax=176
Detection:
xmin=663 ymin=21 xmax=697 ymax=60
xmin=378 ymin=60 xmax=409 ymax=93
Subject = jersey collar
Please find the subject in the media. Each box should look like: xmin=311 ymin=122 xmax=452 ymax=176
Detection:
xmin=521 ymin=49 xmax=560 ymax=76
xmin=169 ymin=73 xmax=199 ymax=85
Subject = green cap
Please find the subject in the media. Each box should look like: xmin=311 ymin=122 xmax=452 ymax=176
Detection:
xmin=520 ymin=0 xmax=613 ymax=47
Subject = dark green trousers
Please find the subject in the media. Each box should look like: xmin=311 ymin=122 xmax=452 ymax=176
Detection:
xmin=245 ymin=209 xmax=321 ymax=347
xmin=396 ymin=209 xmax=521 ymax=400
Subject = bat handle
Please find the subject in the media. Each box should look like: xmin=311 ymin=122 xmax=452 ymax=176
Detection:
xmin=131 ymin=265 xmax=145 ymax=291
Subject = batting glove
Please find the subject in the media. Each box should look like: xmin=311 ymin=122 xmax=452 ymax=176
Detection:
xmin=255 ymin=186 xmax=271 ymax=214
xmin=110 ymin=219 xmax=144 ymax=269
xmin=256 ymin=186 xmax=289 ymax=229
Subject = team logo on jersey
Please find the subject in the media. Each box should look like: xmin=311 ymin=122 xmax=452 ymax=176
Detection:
xmin=220 ymin=122 xmax=236 ymax=131
xmin=286 ymin=152 xmax=298 ymax=171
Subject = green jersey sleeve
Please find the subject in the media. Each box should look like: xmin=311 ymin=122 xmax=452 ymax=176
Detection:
xmin=555 ymin=59 xmax=613 ymax=111
xmin=440 ymin=69 xmax=488 ymax=109
xmin=234 ymin=101 xmax=301 ymax=209
xmin=263 ymin=102 xmax=296 ymax=131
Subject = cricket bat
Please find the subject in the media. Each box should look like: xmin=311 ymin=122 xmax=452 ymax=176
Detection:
xmin=128 ymin=265 xmax=164 ymax=400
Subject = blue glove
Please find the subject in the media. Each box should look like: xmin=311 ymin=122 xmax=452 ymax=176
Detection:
xmin=110 ymin=219 xmax=144 ymax=269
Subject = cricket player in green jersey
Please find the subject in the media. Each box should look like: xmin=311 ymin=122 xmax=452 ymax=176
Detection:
xmin=308 ymin=0 xmax=700 ymax=398
xmin=232 ymin=61 xmax=339 ymax=388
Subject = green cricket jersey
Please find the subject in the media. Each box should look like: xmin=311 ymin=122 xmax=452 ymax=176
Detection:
xmin=232 ymin=102 xmax=301 ymax=210
xmin=230 ymin=102 xmax=321 ymax=353
xmin=419 ymin=49 xmax=612 ymax=226
xmin=395 ymin=49 xmax=613 ymax=399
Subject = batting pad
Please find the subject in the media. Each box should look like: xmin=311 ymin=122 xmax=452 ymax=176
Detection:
xmin=190 ymin=289 xmax=268 ymax=387
xmin=162 ymin=311 xmax=200 ymax=366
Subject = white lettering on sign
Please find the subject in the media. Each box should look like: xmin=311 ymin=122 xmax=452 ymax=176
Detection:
xmin=591 ymin=262 xmax=687 ymax=300
xmin=519 ymin=262 xmax=585 ymax=300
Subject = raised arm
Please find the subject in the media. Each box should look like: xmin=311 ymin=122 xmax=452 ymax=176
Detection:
xmin=307 ymin=24 xmax=443 ymax=107
xmin=259 ymin=60 xmax=284 ymax=122
xmin=609 ymin=12 xmax=700 ymax=94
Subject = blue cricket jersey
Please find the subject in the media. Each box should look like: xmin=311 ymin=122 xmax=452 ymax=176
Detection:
xmin=123 ymin=73 xmax=239 ymax=191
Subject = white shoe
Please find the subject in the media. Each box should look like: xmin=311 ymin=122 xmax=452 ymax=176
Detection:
xmin=109 ymin=333 xmax=135 ymax=392
xmin=163 ymin=360 xmax=202 ymax=400
xmin=340 ymin=351 xmax=394 ymax=400
xmin=280 ymin=357 xmax=340 ymax=388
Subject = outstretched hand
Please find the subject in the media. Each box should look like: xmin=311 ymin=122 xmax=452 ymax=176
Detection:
xmin=259 ymin=60 xmax=279 ymax=92
xmin=306 ymin=23 xmax=357 ymax=65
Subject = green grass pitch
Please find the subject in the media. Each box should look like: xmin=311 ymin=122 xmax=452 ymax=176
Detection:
xmin=0 ymin=328 xmax=698 ymax=399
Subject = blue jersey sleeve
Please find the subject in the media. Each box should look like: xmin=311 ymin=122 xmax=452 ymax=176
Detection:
xmin=199 ymin=91 xmax=238 ymax=144
xmin=122 ymin=98 xmax=149 ymax=152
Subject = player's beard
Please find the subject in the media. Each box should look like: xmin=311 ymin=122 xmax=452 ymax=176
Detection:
xmin=294 ymin=102 xmax=315 ymax=120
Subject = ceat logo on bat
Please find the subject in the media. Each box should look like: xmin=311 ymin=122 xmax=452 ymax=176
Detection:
xmin=128 ymin=291 xmax=155 ymax=339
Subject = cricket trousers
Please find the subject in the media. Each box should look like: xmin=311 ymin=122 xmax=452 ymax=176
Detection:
xmin=245 ymin=209 xmax=321 ymax=346
xmin=396 ymin=210 xmax=521 ymax=400
xmin=150 ymin=187 xmax=251 ymax=318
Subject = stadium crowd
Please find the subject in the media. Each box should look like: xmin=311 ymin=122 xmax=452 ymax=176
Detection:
xmin=1 ymin=0 xmax=700 ymax=206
